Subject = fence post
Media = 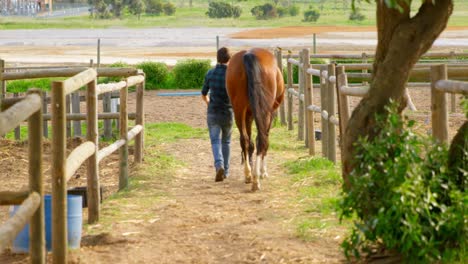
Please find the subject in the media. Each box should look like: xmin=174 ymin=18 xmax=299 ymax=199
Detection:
xmin=66 ymin=94 xmax=71 ymax=138
xmin=303 ymin=49 xmax=316 ymax=155
xmin=119 ymin=84 xmax=129 ymax=190
xmin=449 ymin=51 xmax=457 ymax=113
xmin=135 ymin=73 xmax=145 ymax=163
xmin=87 ymin=79 xmax=100 ymax=224
xmin=302 ymin=50 xmax=310 ymax=147
xmin=42 ymin=92 xmax=48 ymax=138
xmin=320 ymin=66 xmax=329 ymax=158
xmin=72 ymin=91 xmax=82 ymax=137
xmin=287 ymin=53 xmax=294 ymax=131
xmin=336 ymin=66 xmax=350 ymax=158
xmin=51 ymin=81 xmax=68 ymax=264
xmin=430 ymin=65 xmax=448 ymax=143
xmin=276 ymin=49 xmax=286 ymax=126
xmin=298 ymin=51 xmax=304 ymax=141
xmin=14 ymin=93 xmax=21 ymax=140
xmin=103 ymin=93 xmax=112 ymax=138
xmin=327 ymin=64 xmax=337 ymax=163
xmin=0 ymin=59 xmax=5 ymax=100
xmin=28 ymin=89 xmax=45 ymax=264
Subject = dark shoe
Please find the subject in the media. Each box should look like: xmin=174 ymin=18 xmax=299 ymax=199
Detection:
xmin=215 ymin=168 xmax=225 ymax=182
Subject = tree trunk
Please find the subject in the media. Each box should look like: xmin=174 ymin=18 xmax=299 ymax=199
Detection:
xmin=342 ymin=0 xmax=453 ymax=186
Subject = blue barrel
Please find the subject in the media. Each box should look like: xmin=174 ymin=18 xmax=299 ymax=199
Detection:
xmin=10 ymin=194 xmax=82 ymax=253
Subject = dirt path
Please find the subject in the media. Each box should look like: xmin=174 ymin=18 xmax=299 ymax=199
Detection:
xmin=70 ymin=138 xmax=343 ymax=263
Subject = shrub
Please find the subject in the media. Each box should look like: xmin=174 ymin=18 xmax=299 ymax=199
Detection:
xmin=206 ymin=1 xmax=242 ymax=19
xmin=303 ymin=8 xmax=320 ymax=22
xmin=349 ymin=8 xmax=365 ymax=21
xmin=145 ymin=0 xmax=163 ymax=15
xmin=136 ymin=61 xmax=169 ymax=89
xmin=251 ymin=3 xmax=277 ymax=19
xmin=339 ymin=102 xmax=466 ymax=262
xmin=172 ymin=59 xmax=211 ymax=89
xmin=277 ymin=6 xmax=287 ymax=18
xmin=288 ymin=5 xmax=299 ymax=16
xmin=163 ymin=1 xmax=176 ymax=15
xmin=129 ymin=0 xmax=146 ymax=19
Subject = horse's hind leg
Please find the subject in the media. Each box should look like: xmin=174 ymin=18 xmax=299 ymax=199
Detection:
xmin=238 ymin=111 xmax=253 ymax=184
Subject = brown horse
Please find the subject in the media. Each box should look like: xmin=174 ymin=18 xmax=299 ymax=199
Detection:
xmin=226 ymin=48 xmax=285 ymax=191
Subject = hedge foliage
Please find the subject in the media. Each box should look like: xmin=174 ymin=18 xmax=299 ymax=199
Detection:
xmin=172 ymin=59 xmax=211 ymax=89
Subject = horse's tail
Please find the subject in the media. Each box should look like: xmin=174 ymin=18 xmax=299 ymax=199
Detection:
xmin=243 ymin=52 xmax=270 ymax=155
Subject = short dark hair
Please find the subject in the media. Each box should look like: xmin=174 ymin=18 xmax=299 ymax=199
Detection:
xmin=217 ymin=47 xmax=231 ymax=64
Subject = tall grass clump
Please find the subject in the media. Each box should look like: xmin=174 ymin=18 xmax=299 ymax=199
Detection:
xmin=339 ymin=102 xmax=466 ymax=263
xmin=136 ymin=61 xmax=169 ymax=89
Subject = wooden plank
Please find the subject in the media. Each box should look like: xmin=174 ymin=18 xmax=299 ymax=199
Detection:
xmin=86 ymin=80 xmax=100 ymax=224
xmin=0 ymin=93 xmax=41 ymax=136
xmin=42 ymin=112 xmax=136 ymax=121
xmin=336 ymin=68 xmax=350 ymax=160
xmin=320 ymin=66 xmax=328 ymax=158
xmin=134 ymin=80 xmax=145 ymax=163
xmin=27 ymin=89 xmax=45 ymax=264
xmin=43 ymin=92 xmax=48 ymax=138
xmin=0 ymin=59 xmax=5 ymax=100
xmin=126 ymin=75 xmax=145 ymax=87
xmin=303 ymin=49 xmax=315 ymax=155
xmin=119 ymin=84 xmax=129 ymax=190
xmin=103 ymin=93 xmax=112 ymax=138
xmin=0 ymin=190 xmax=29 ymax=205
xmin=2 ymin=67 xmax=139 ymax=80
xmin=431 ymin=65 xmax=449 ymax=143
xmin=435 ymin=80 xmax=468 ymax=95
xmin=71 ymin=91 xmax=82 ymax=137
xmin=97 ymin=139 xmax=126 ymax=163
xmin=0 ymin=192 xmax=41 ymax=253
xmin=63 ymin=68 xmax=97 ymax=95
xmin=339 ymin=86 xmax=369 ymax=97
xmin=297 ymin=51 xmax=304 ymax=141
xmin=65 ymin=141 xmax=96 ymax=182
xmin=127 ymin=125 xmax=143 ymax=142
xmin=96 ymin=81 xmax=126 ymax=96
xmin=14 ymin=93 xmax=21 ymax=140
xmin=51 ymin=81 xmax=68 ymax=264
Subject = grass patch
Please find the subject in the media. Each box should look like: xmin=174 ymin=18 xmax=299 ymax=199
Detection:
xmin=145 ymin=122 xmax=207 ymax=142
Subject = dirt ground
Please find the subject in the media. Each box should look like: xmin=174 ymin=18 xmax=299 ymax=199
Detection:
xmin=0 ymin=26 xmax=467 ymax=263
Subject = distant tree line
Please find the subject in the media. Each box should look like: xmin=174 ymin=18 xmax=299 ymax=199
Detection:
xmin=88 ymin=0 xmax=176 ymax=19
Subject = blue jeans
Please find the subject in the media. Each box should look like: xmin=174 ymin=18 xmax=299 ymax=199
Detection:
xmin=207 ymin=113 xmax=232 ymax=177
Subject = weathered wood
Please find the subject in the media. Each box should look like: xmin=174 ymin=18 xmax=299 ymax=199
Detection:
xmin=119 ymin=84 xmax=129 ymax=190
xmin=339 ymin=85 xmax=369 ymax=97
xmin=134 ymin=80 xmax=145 ymax=163
xmin=327 ymin=64 xmax=337 ymax=163
xmin=297 ymin=51 xmax=304 ymax=141
xmin=51 ymin=80 xmax=68 ymax=263
xmin=103 ymin=93 xmax=112 ymax=138
xmin=96 ymin=81 xmax=126 ymax=95
xmin=0 ymin=93 xmax=41 ymax=136
xmin=0 ymin=59 xmax=5 ymax=99
xmin=65 ymin=141 xmax=96 ymax=182
xmin=431 ymin=65 xmax=449 ymax=143
xmin=306 ymin=68 xmax=321 ymax=76
xmin=27 ymin=89 xmax=45 ymax=264
xmin=86 ymin=80 xmax=100 ymax=224
xmin=275 ymin=49 xmax=286 ymax=126
xmin=14 ymin=93 xmax=21 ymax=140
xmin=66 ymin=94 xmax=71 ymax=138
xmin=97 ymin=139 xmax=126 ymax=163
xmin=435 ymin=80 xmax=468 ymax=95
xmin=286 ymin=54 xmax=294 ymax=131
xmin=126 ymin=75 xmax=145 ymax=87
xmin=320 ymin=66 xmax=329 ymax=158
xmin=302 ymin=50 xmax=310 ymax=148
xmin=0 ymin=192 xmax=41 ymax=253
xmin=43 ymin=92 xmax=48 ymax=138
xmin=303 ymin=49 xmax=315 ymax=155
xmin=0 ymin=190 xmax=29 ymax=205
xmin=2 ymin=67 xmax=139 ymax=80
xmin=336 ymin=68 xmax=350 ymax=159
xmin=42 ymin=112 xmax=136 ymax=121
xmin=127 ymin=125 xmax=143 ymax=142
xmin=63 ymin=68 xmax=97 ymax=95
xmin=71 ymin=91 xmax=82 ymax=137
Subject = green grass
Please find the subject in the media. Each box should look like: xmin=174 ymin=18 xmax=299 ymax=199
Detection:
xmin=0 ymin=0 xmax=466 ymax=29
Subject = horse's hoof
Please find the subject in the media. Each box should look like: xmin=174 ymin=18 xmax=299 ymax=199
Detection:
xmin=251 ymin=183 xmax=260 ymax=192
xmin=260 ymin=172 xmax=268 ymax=179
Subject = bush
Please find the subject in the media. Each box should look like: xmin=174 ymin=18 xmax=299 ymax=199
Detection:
xmin=288 ymin=5 xmax=299 ymax=16
xmin=251 ymin=3 xmax=277 ymax=19
xmin=206 ymin=1 xmax=242 ymax=19
xmin=129 ymin=0 xmax=146 ymax=19
xmin=145 ymin=0 xmax=163 ymax=15
xmin=339 ymin=102 xmax=466 ymax=262
xmin=136 ymin=61 xmax=169 ymax=89
xmin=172 ymin=59 xmax=211 ymax=89
xmin=349 ymin=9 xmax=365 ymax=21
xmin=303 ymin=8 xmax=320 ymax=22
xmin=276 ymin=6 xmax=287 ymax=18
xmin=163 ymin=1 xmax=176 ymax=15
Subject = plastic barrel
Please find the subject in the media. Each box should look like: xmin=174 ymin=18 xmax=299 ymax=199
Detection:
xmin=10 ymin=194 xmax=83 ymax=253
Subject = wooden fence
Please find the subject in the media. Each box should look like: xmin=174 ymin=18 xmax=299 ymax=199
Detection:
xmin=0 ymin=66 xmax=145 ymax=264
xmin=0 ymin=90 xmax=45 ymax=263
xmin=280 ymin=48 xmax=468 ymax=163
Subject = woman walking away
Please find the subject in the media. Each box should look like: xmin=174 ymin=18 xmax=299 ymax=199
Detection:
xmin=201 ymin=47 xmax=233 ymax=182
